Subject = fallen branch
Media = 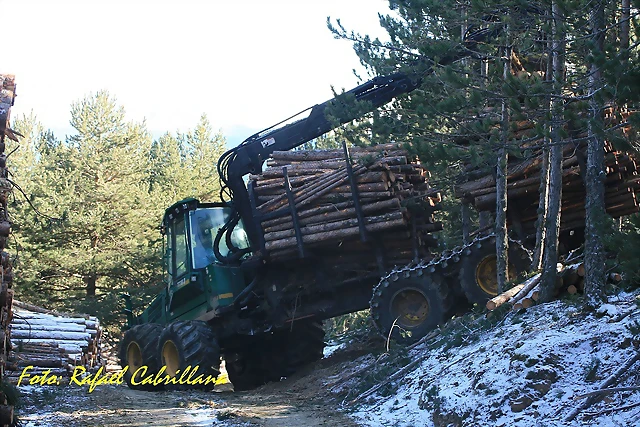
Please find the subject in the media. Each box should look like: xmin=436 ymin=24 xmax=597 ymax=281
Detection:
xmin=565 ymin=351 xmax=640 ymax=422
xmin=583 ymin=401 xmax=640 ymax=417
xmin=327 ymin=328 xmax=440 ymax=390
xmin=573 ymin=386 xmax=640 ymax=400
xmin=347 ymin=354 xmax=428 ymax=405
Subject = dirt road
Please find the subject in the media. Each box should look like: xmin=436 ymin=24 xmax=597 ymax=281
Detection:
xmin=18 ymin=383 xmax=359 ymax=427
xmin=17 ymin=344 xmax=370 ymax=427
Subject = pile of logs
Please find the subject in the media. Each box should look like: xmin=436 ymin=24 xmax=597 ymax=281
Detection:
xmin=0 ymin=73 xmax=16 ymax=427
xmin=5 ymin=301 xmax=103 ymax=383
xmin=99 ymin=335 xmax=122 ymax=372
xmin=486 ymin=261 xmax=623 ymax=311
xmin=455 ymin=140 xmax=639 ymax=236
xmin=250 ymin=144 xmax=442 ymax=264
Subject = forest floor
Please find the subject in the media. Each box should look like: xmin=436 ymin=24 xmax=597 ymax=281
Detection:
xmin=16 ymin=288 xmax=640 ymax=427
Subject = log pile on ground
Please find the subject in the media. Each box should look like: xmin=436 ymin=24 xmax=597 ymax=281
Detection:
xmin=5 ymin=301 xmax=103 ymax=383
xmin=0 ymin=74 xmax=17 ymax=427
xmin=99 ymin=334 xmax=122 ymax=372
xmin=487 ymin=260 xmax=623 ymax=311
xmin=455 ymin=140 xmax=639 ymax=236
xmin=250 ymin=144 xmax=441 ymax=265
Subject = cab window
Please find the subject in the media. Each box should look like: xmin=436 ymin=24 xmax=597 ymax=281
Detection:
xmin=190 ymin=207 xmax=251 ymax=269
xmin=165 ymin=224 xmax=173 ymax=281
xmin=174 ymin=215 xmax=189 ymax=278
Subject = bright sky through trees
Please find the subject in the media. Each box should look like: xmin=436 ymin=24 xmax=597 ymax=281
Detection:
xmin=3 ymin=0 xmax=390 ymax=145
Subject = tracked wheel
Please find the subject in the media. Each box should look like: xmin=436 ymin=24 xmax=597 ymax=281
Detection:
xmin=158 ymin=320 xmax=220 ymax=389
xmin=458 ymin=239 xmax=531 ymax=306
xmin=119 ymin=323 xmax=164 ymax=390
xmin=371 ymin=270 xmax=449 ymax=344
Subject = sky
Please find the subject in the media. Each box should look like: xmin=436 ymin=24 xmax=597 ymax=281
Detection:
xmin=2 ymin=0 xmax=393 ymax=146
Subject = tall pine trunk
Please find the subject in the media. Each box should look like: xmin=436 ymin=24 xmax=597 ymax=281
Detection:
xmin=620 ymin=0 xmax=630 ymax=52
xmin=496 ymin=40 xmax=510 ymax=294
xmin=533 ymin=33 xmax=554 ymax=271
xmin=533 ymin=147 xmax=550 ymax=270
xmin=478 ymin=58 xmax=492 ymax=232
xmin=539 ymin=1 xmax=565 ymax=302
xmin=462 ymin=203 xmax=471 ymax=244
xmin=584 ymin=0 xmax=607 ymax=308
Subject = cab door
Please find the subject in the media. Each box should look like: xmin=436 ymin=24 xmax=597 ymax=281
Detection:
xmin=165 ymin=213 xmax=207 ymax=319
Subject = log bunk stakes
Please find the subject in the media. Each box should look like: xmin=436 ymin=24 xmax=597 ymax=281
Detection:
xmin=248 ymin=143 xmax=442 ymax=266
xmin=0 ymin=73 xmax=16 ymax=427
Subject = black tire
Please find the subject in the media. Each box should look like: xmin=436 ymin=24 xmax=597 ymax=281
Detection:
xmin=225 ymin=349 xmax=269 ymax=392
xmin=458 ymin=239 xmax=531 ymax=306
xmin=158 ymin=320 xmax=220 ymax=389
xmin=275 ymin=320 xmax=325 ymax=377
xmin=225 ymin=321 xmax=325 ymax=392
xmin=119 ymin=323 xmax=164 ymax=390
xmin=371 ymin=270 xmax=449 ymax=344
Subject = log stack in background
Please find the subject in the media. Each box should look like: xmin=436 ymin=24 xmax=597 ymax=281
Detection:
xmin=0 ymin=74 xmax=17 ymax=427
xmin=455 ymin=140 xmax=639 ymax=236
xmin=249 ymin=144 xmax=442 ymax=266
xmin=5 ymin=301 xmax=103 ymax=383
xmin=486 ymin=259 xmax=623 ymax=312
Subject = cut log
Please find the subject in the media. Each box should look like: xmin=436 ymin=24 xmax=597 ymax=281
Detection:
xmin=264 ymin=211 xmax=404 ymax=242
xmin=263 ymin=198 xmax=402 ymax=233
xmin=487 ymin=283 xmax=528 ymax=310
xmin=9 ymin=323 xmax=87 ymax=333
xmin=9 ymin=330 xmax=91 ymax=341
xmin=265 ymin=218 xmax=407 ymax=251
xmin=507 ymin=274 xmax=542 ymax=306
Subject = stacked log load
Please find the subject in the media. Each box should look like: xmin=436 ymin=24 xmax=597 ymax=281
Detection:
xmin=455 ymin=139 xmax=639 ymax=235
xmin=5 ymin=301 xmax=103 ymax=383
xmin=0 ymin=74 xmax=16 ymax=426
xmin=250 ymin=144 xmax=442 ymax=266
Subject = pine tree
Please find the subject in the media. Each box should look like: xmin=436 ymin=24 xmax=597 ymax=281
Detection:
xmin=12 ymin=92 xmax=162 ymax=322
xmin=177 ymin=114 xmax=227 ymax=202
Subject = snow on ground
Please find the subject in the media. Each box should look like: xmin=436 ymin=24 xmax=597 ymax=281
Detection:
xmin=349 ymin=291 xmax=640 ymax=427
xmin=324 ymin=342 xmax=348 ymax=358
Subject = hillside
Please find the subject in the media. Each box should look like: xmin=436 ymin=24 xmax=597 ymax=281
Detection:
xmin=344 ymin=290 xmax=640 ymax=427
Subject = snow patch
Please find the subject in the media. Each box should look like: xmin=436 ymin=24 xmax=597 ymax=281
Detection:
xmin=347 ymin=291 xmax=640 ymax=427
xmin=324 ymin=342 xmax=347 ymax=358
xmin=597 ymin=303 xmax=619 ymax=317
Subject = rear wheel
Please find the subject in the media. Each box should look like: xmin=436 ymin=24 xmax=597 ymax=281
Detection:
xmin=459 ymin=239 xmax=531 ymax=305
xmin=119 ymin=323 xmax=164 ymax=390
xmin=275 ymin=320 xmax=325 ymax=377
xmin=225 ymin=349 xmax=269 ymax=392
xmin=225 ymin=321 xmax=326 ymax=392
xmin=158 ymin=320 xmax=220 ymax=389
xmin=371 ymin=270 xmax=449 ymax=344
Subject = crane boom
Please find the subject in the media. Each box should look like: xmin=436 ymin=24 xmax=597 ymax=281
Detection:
xmin=215 ymin=25 xmax=503 ymax=263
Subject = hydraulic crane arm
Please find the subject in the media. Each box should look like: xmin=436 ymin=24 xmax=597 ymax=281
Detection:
xmin=215 ymin=25 xmax=504 ymax=263
xmin=222 ymin=73 xmax=419 ymax=180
